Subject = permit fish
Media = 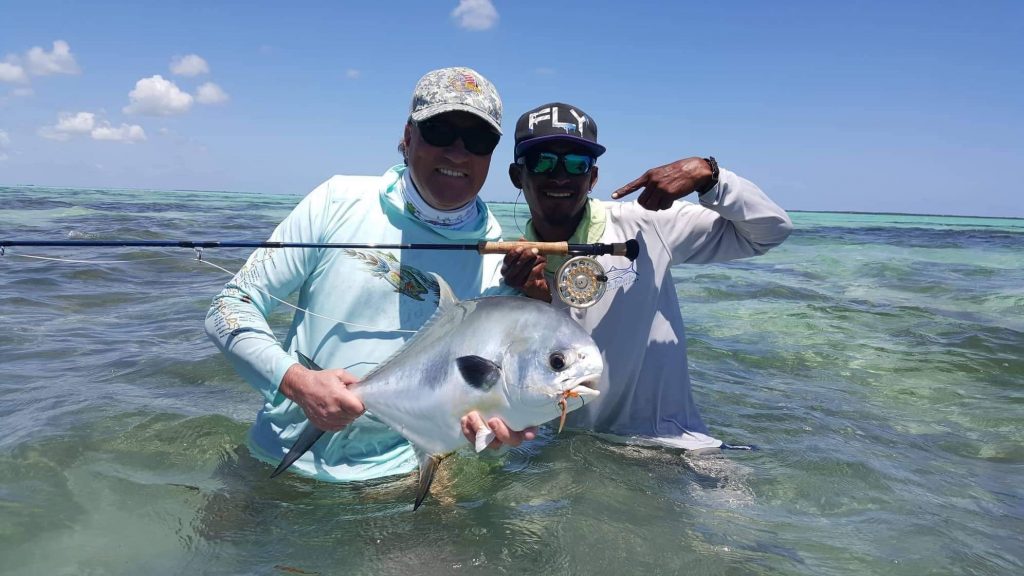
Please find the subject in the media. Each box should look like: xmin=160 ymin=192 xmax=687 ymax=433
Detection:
xmin=271 ymin=273 xmax=603 ymax=509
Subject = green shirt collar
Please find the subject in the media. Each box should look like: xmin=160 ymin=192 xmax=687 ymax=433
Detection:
xmin=524 ymin=198 xmax=607 ymax=274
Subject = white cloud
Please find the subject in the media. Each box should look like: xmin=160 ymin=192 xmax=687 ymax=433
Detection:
xmin=39 ymin=111 xmax=145 ymax=143
xmin=40 ymin=111 xmax=96 ymax=140
xmin=0 ymin=60 xmax=28 ymax=84
xmin=345 ymin=68 xmax=361 ymax=79
xmin=170 ymin=54 xmax=209 ymax=77
xmin=195 ymin=81 xmax=229 ymax=104
xmin=11 ymin=87 xmax=34 ymax=97
xmin=57 ymin=111 xmax=96 ymax=133
xmin=124 ymin=75 xmax=193 ymax=115
xmin=26 ymin=40 xmax=80 ymax=76
xmin=0 ymin=129 xmax=9 ymax=160
xmin=91 ymin=122 xmax=146 ymax=142
xmin=452 ymin=0 xmax=499 ymax=30
xmin=1 ymin=40 xmax=79 ymax=91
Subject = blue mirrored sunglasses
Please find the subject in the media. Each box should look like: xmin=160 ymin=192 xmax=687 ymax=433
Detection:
xmin=516 ymin=151 xmax=595 ymax=176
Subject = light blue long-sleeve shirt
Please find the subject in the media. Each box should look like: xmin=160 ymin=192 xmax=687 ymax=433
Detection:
xmin=205 ymin=165 xmax=509 ymax=481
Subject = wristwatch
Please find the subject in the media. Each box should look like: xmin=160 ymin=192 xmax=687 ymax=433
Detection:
xmin=698 ymin=156 xmax=719 ymax=193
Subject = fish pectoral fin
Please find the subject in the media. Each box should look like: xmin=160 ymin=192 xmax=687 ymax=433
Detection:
xmin=414 ymin=451 xmax=447 ymax=511
xmin=270 ymin=423 xmax=325 ymax=479
xmin=456 ymin=355 xmax=502 ymax=391
xmin=296 ymin=351 xmax=324 ymax=371
xmin=474 ymin=422 xmax=495 ymax=453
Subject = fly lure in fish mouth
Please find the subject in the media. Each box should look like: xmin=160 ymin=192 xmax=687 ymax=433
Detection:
xmin=556 ymin=382 xmax=599 ymax=433
xmin=557 ymin=390 xmax=582 ymax=434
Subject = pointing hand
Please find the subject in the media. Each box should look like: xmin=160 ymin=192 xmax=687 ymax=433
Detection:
xmin=610 ymin=157 xmax=714 ymax=211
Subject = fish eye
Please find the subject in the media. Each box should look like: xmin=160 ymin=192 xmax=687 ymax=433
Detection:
xmin=549 ymin=352 xmax=567 ymax=371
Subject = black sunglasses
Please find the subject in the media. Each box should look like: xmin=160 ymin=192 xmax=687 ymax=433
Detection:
xmin=516 ymin=151 xmax=595 ymax=176
xmin=416 ymin=119 xmax=500 ymax=156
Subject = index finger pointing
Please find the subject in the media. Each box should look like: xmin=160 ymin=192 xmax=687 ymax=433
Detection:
xmin=611 ymin=173 xmax=649 ymax=199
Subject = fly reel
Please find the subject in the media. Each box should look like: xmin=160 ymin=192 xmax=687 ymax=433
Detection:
xmin=556 ymin=256 xmax=608 ymax=309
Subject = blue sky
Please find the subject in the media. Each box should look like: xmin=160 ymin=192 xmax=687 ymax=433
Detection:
xmin=1 ymin=0 xmax=1021 ymax=217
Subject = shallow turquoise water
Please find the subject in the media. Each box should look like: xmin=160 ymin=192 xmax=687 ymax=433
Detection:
xmin=1 ymin=186 xmax=1022 ymax=575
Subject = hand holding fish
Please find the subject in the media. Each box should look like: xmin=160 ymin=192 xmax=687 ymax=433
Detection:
xmin=501 ymin=244 xmax=551 ymax=302
xmin=610 ymin=157 xmax=715 ymax=210
xmin=460 ymin=411 xmax=538 ymax=451
xmin=279 ymin=364 xmax=365 ymax=431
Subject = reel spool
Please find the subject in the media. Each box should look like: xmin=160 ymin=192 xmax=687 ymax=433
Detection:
xmin=556 ymin=256 xmax=608 ymax=309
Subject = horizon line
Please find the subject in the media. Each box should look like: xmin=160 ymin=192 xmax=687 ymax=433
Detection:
xmin=3 ymin=183 xmax=1022 ymax=222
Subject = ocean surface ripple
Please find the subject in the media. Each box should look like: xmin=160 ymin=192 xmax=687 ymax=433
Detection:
xmin=1 ymin=186 xmax=1022 ymax=575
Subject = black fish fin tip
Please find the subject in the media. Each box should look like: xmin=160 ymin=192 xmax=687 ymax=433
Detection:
xmin=296 ymin=351 xmax=324 ymax=371
xmin=414 ymin=452 xmax=445 ymax=511
xmin=270 ymin=424 xmax=325 ymax=479
xmin=456 ymin=355 xmax=502 ymax=390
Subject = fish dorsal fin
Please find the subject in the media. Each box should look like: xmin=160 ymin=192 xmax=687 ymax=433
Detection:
xmin=296 ymin=351 xmax=323 ymax=371
xmin=456 ymin=355 xmax=502 ymax=391
xmin=432 ymin=272 xmax=457 ymax=313
xmin=414 ymin=450 xmax=446 ymax=511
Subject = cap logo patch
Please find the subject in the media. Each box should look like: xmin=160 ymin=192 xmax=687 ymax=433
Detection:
xmin=450 ymin=72 xmax=482 ymax=93
xmin=527 ymin=106 xmax=587 ymax=134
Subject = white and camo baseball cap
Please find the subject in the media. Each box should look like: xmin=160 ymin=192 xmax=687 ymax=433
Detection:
xmin=409 ymin=67 xmax=502 ymax=134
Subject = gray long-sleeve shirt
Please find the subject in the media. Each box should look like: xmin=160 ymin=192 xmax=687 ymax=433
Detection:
xmin=554 ymin=168 xmax=793 ymax=449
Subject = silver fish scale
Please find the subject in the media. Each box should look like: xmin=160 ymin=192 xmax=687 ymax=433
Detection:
xmin=353 ymin=295 xmax=602 ymax=456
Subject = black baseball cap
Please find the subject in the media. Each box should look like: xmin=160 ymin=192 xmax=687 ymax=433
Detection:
xmin=513 ymin=102 xmax=606 ymax=158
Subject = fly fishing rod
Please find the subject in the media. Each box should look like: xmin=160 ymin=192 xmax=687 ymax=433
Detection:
xmin=1 ymin=238 xmax=640 ymax=308
xmin=0 ymin=238 xmax=639 ymax=259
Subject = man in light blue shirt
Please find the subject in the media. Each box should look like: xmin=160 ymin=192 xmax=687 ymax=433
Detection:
xmin=206 ymin=67 xmax=531 ymax=481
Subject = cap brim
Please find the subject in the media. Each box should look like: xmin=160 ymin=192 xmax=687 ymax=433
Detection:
xmin=410 ymin=103 xmax=502 ymax=135
xmin=514 ymin=134 xmax=606 ymax=158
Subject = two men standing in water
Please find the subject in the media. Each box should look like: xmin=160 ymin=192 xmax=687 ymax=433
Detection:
xmin=207 ymin=67 xmax=791 ymax=484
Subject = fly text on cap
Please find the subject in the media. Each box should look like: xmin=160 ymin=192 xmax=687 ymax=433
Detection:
xmin=528 ymin=107 xmax=588 ymax=135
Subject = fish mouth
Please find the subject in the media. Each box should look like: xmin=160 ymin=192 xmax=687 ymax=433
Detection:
xmin=554 ymin=374 xmax=601 ymax=433
xmin=552 ymin=373 xmax=598 ymax=399
xmin=557 ymin=374 xmax=601 ymax=399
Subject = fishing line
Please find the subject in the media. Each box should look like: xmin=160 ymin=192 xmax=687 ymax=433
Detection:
xmin=4 ymin=253 xmax=183 ymax=265
xmin=3 ymin=248 xmax=419 ymax=334
xmin=195 ymin=257 xmax=419 ymax=334
xmin=512 ymin=189 xmax=525 ymax=237
xmin=2 ymin=238 xmax=641 ymax=308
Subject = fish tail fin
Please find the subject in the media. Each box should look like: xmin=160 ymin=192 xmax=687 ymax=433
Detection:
xmin=270 ymin=424 xmax=325 ymax=479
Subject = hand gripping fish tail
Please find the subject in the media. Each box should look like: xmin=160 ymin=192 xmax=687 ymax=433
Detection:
xmin=271 ymin=273 xmax=603 ymax=510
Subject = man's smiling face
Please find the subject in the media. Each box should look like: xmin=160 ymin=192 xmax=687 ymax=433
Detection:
xmin=511 ymin=140 xmax=599 ymax=229
xmin=404 ymin=111 xmax=495 ymax=210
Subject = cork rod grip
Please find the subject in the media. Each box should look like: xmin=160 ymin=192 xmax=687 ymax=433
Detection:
xmin=477 ymin=241 xmax=570 ymax=255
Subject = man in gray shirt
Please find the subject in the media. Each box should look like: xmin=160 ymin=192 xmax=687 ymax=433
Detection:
xmin=493 ymin=101 xmax=793 ymax=450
